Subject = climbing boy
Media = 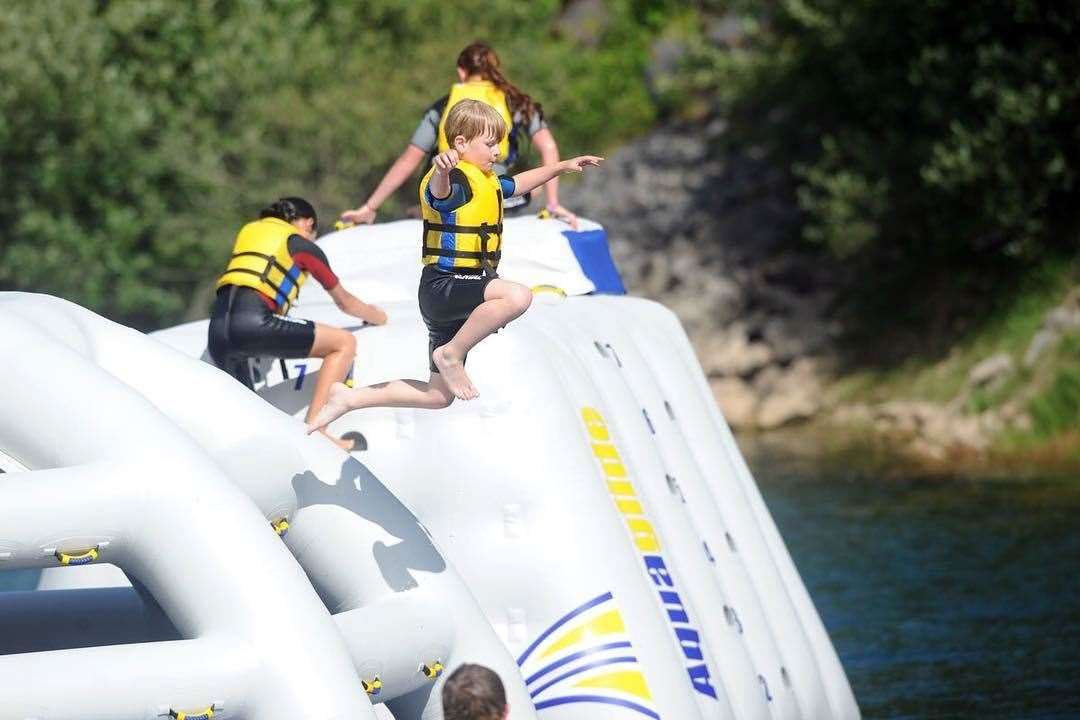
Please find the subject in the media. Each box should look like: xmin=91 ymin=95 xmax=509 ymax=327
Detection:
xmin=442 ymin=663 xmax=509 ymax=720
xmin=307 ymin=99 xmax=601 ymax=433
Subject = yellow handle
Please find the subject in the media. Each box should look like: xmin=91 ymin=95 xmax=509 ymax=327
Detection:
xmin=55 ymin=547 xmax=99 ymax=566
xmin=531 ymin=284 xmax=567 ymax=298
xmin=420 ymin=661 xmax=445 ymax=679
xmin=334 ymin=220 xmax=355 ymax=231
xmin=271 ymin=518 xmax=290 ymax=537
xmin=362 ymin=677 xmax=383 ymax=695
xmin=170 ymin=707 xmax=214 ymax=720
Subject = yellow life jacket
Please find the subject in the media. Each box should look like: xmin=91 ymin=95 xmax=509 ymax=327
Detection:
xmin=420 ymin=160 xmax=504 ymax=272
xmin=437 ymin=81 xmax=512 ymax=163
xmin=216 ymin=217 xmax=309 ymax=313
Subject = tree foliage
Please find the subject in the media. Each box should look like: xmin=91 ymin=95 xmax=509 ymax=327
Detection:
xmin=0 ymin=0 xmax=665 ymax=328
xmin=670 ymin=0 xmax=1080 ymax=346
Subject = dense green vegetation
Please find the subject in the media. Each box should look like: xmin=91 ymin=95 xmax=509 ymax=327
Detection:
xmin=2 ymin=0 xmax=1077 ymax=351
xmin=0 ymin=0 xmax=667 ymax=327
xmin=668 ymin=0 xmax=1080 ymax=358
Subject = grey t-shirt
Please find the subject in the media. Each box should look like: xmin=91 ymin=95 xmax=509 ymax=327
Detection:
xmin=409 ymin=94 xmax=547 ymax=176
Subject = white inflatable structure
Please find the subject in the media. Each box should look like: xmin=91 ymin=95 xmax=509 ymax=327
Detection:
xmin=0 ymin=217 xmax=859 ymax=720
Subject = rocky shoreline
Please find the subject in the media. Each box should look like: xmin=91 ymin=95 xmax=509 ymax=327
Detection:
xmin=573 ymin=119 xmax=1078 ymax=470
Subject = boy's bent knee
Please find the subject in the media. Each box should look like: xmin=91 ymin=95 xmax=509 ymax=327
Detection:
xmin=510 ymin=285 xmax=533 ymax=314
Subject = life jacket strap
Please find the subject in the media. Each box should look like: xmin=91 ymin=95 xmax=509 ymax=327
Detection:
xmin=221 ymin=251 xmax=294 ymax=312
xmin=421 ymin=248 xmax=503 ymax=261
xmin=422 ymin=221 xmax=503 ymax=237
xmin=422 ymin=220 xmax=503 ymax=276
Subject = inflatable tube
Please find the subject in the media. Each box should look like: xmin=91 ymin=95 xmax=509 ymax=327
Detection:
xmin=0 ymin=298 xmax=375 ymax=720
xmin=596 ymin=296 xmax=859 ymax=720
xmin=0 ymin=293 xmax=537 ymax=720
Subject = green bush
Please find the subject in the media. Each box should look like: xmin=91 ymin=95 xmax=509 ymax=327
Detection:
xmin=1029 ymin=336 xmax=1080 ymax=438
xmin=669 ymin=0 xmax=1080 ymax=350
xmin=0 ymin=0 xmax=671 ymax=329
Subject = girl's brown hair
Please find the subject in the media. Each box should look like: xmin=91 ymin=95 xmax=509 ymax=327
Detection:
xmin=457 ymin=41 xmax=540 ymax=123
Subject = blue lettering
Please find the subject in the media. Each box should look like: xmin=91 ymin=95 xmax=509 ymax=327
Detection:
xmin=676 ymin=626 xmax=705 ymax=661
xmin=644 ymin=554 xmax=673 ymax=587
xmin=689 ymin=663 xmax=719 ymax=699
xmin=640 ymin=555 xmax=717 ymax=699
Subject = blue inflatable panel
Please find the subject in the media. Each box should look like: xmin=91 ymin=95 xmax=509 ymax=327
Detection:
xmin=563 ymin=229 xmax=627 ymax=295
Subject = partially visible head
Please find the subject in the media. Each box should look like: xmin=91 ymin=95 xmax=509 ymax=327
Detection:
xmin=456 ymin=41 xmax=501 ymax=82
xmin=259 ymin=197 xmax=318 ymax=239
xmin=441 ymin=664 xmax=509 ymax=720
xmin=454 ymin=41 xmax=538 ymax=122
xmin=444 ymin=99 xmax=506 ymax=170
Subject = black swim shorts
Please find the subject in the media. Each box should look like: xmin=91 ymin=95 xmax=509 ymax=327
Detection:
xmin=417 ymin=264 xmax=495 ymax=373
xmin=207 ymin=285 xmax=317 ymax=389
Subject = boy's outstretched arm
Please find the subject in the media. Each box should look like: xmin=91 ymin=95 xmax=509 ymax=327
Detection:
xmin=510 ymin=156 xmax=603 ymax=197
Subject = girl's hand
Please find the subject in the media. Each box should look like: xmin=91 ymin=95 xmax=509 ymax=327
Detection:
xmin=366 ymin=305 xmax=388 ymax=326
xmin=433 ymin=149 xmax=460 ymax=174
xmin=560 ymin=155 xmax=604 ymax=173
xmin=341 ymin=204 xmax=377 ymax=225
xmin=547 ymin=203 xmax=580 ymax=229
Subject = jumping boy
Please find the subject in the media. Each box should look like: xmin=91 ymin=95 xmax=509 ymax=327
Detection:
xmin=307 ymin=99 xmax=601 ymax=433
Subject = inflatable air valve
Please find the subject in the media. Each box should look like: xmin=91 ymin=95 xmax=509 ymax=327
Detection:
xmin=362 ymin=677 xmax=383 ymax=695
xmin=271 ymin=518 xmax=290 ymax=537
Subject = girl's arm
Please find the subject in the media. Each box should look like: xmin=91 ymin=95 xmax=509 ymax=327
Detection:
xmin=533 ymin=128 xmax=561 ymax=206
xmin=511 ymin=156 xmax=603 ymax=198
xmin=341 ymin=144 xmax=427 ymax=224
xmin=329 ymin=285 xmax=387 ymax=325
xmin=533 ymin=128 xmax=580 ymax=228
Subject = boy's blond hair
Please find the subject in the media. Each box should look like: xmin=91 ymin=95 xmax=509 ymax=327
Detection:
xmin=444 ymin=99 xmax=507 ymax=148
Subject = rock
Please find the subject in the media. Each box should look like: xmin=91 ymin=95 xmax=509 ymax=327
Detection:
xmin=698 ymin=324 xmax=774 ymax=378
xmin=711 ymin=377 xmax=759 ymax=429
xmin=1024 ymin=329 xmax=1058 ymax=368
xmin=951 ymin=416 xmax=989 ymax=451
xmin=968 ymin=353 xmax=1014 ymax=388
xmin=1023 ymin=286 xmax=1080 ymax=367
xmin=1046 ymin=287 xmax=1080 ymax=332
xmin=830 ymin=403 xmax=873 ymax=426
xmin=908 ymin=437 xmax=948 ymax=462
xmin=756 ymin=387 xmax=820 ymax=429
xmin=755 ymin=364 xmax=823 ymax=429
xmin=751 ymin=363 xmax=784 ymax=393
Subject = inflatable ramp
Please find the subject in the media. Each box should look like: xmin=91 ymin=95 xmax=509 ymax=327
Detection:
xmin=155 ymin=216 xmax=860 ymax=720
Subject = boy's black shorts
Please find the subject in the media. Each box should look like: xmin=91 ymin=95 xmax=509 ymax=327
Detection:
xmin=418 ymin=264 xmax=494 ymax=373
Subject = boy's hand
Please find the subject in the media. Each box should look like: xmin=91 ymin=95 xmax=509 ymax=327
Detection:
xmin=433 ymin=149 xmax=460 ymax=174
xmin=560 ymin=155 xmax=604 ymax=173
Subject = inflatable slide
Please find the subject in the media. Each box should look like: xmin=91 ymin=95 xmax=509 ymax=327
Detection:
xmin=0 ymin=217 xmax=859 ymax=720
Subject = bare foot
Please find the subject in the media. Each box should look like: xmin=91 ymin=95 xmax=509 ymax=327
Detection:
xmin=305 ymin=381 xmax=354 ymax=434
xmin=432 ymin=345 xmax=478 ymax=400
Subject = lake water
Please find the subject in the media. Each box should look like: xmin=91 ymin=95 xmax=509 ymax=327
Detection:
xmin=751 ymin=452 xmax=1080 ymax=719
xmin=4 ymin=458 xmax=1079 ymax=718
